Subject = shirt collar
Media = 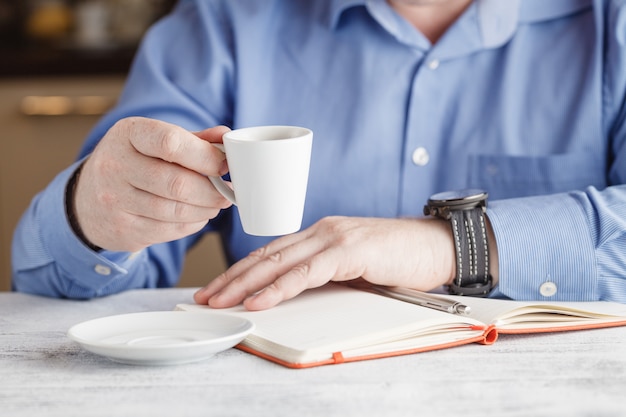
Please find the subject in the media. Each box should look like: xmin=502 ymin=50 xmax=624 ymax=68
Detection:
xmin=327 ymin=0 xmax=592 ymax=49
xmin=476 ymin=0 xmax=520 ymax=48
xmin=326 ymin=0 xmax=366 ymax=28
xmin=326 ymin=0 xmax=520 ymax=49
xmin=478 ymin=0 xmax=593 ymax=48
xmin=518 ymin=0 xmax=592 ymax=23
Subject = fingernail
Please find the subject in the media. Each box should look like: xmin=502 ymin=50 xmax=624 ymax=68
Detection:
xmin=194 ymin=285 xmax=211 ymax=297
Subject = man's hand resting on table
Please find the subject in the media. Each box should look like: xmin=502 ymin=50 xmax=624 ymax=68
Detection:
xmin=194 ymin=216 xmax=492 ymax=310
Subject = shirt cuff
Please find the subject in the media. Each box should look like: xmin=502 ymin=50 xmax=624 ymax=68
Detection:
xmin=487 ymin=192 xmax=597 ymax=301
xmin=37 ymin=160 xmax=138 ymax=294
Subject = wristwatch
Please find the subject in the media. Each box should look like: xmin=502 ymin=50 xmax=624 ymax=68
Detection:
xmin=423 ymin=189 xmax=492 ymax=297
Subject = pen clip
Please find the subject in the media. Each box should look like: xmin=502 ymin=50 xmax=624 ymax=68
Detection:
xmin=370 ymin=285 xmax=471 ymax=315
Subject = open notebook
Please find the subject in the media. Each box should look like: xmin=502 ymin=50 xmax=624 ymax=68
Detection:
xmin=176 ymin=283 xmax=626 ymax=369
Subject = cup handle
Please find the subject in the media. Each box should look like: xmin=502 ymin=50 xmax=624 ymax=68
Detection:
xmin=209 ymin=143 xmax=237 ymax=205
xmin=209 ymin=176 xmax=237 ymax=205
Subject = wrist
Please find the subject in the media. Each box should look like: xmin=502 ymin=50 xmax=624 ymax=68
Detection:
xmin=65 ymin=164 xmax=102 ymax=252
xmin=485 ymin=215 xmax=499 ymax=288
xmin=422 ymin=217 xmax=457 ymax=288
xmin=424 ymin=189 xmax=493 ymax=296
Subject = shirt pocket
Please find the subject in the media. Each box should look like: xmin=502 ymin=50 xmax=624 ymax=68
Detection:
xmin=467 ymin=152 xmax=606 ymax=200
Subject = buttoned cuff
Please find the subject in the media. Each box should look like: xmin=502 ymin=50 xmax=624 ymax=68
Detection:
xmin=486 ymin=192 xmax=597 ymax=301
xmin=37 ymin=160 xmax=145 ymax=295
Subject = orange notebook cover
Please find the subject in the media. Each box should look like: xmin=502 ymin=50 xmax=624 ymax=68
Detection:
xmin=176 ymin=283 xmax=626 ymax=369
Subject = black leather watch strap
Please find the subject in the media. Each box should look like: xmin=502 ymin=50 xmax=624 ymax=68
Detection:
xmin=425 ymin=189 xmax=492 ymax=297
xmin=447 ymin=207 xmax=491 ymax=297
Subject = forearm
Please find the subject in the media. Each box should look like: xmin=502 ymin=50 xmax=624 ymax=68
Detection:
xmin=487 ymin=185 xmax=626 ymax=302
xmin=11 ymin=162 xmax=186 ymax=298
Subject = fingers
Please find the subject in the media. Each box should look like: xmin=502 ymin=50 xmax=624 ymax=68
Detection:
xmin=194 ymin=232 xmax=308 ymax=303
xmin=121 ymin=186 xmax=224 ymax=223
xmin=194 ymin=230 xmax=332 ymax=309
xmin=194 ymin=220 xmax=366 ymax=310
xmin=123 ymin=117 xmax=229 ymax=178
xmin=103 ymin=213 xmax=210 ymax=252
xmin=193 ymin=125 xmax=231 ymax=144
xmin=73 ymin=117 xmax=234 ymax=251
xmin=242 ymin=259 xmax=324 ymax=310
xmin=124 ymin=146 xmax=229 ymax=209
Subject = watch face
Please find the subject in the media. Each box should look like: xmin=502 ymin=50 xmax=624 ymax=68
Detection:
xmin=429 ymin=189 xmax=487 ymax=207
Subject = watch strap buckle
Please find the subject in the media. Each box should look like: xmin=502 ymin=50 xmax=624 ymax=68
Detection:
xmin=447 ymin=280 xmax=492 ymax=297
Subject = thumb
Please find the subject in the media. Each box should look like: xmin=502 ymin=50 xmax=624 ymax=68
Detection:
xmin=194 ymin=125 xmax=232 ymax=144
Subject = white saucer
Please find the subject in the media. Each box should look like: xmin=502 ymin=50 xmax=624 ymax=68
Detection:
xmin=68 ymin=311 xmax=254 ymax=366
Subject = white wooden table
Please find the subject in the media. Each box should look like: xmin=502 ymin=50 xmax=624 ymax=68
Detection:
xmin=2 ymin=288 xmax=625 ymax=417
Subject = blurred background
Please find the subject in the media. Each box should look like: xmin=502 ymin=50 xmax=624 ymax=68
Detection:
xmin=0 ymin=0 xmax=177 ymax=76
xmin=0 ymin=0 xmax=226 ymax=292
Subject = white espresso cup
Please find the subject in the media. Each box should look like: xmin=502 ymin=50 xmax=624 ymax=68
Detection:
xmin=209 ymin=125 xmax=313 ymax=236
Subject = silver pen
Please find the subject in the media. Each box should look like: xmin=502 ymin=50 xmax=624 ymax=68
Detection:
xmin=371 ymin=285 xmax=471 ymax=315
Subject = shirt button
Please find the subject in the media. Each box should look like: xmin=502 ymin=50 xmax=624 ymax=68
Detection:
xmin=428 ymin=59 xmax=440 ymax=70
xmin=539 ymin=282 xmax=557 ymax=297
xmin=94 ymin=264 xmax=112 ymax=276
xmin=412 ymin=147 xmax=430 ymax=166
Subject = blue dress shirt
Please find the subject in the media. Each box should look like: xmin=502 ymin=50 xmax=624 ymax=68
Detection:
xmin=12 ymin=0 xmax=626 ymax=302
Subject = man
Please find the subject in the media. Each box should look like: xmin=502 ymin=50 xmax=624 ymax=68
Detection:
xmin=12 ymin=0 xmax=626 ymax=310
